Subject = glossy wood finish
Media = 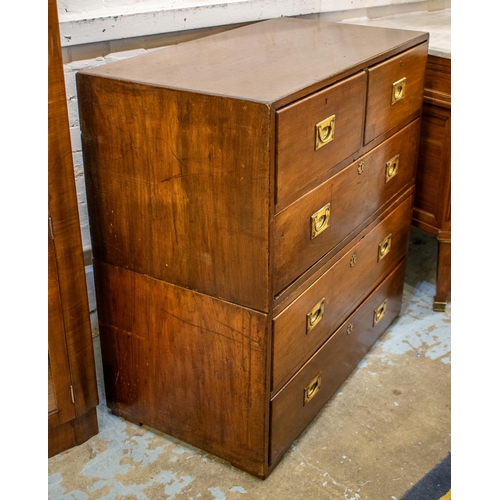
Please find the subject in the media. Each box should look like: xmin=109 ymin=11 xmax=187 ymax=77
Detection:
xmin=80 ymin=18 xmax=428 ymax=107
xmin=270 ymin=259 xmax=406 ymax=465
xmin=274 ymin=119 xmax=420 ymax=294
xmin=78 ymin=76 xmax=272 ymax=312
xmin=48 ymin=0 xmax=98 ymax=456
xmin=411 ymin=55 xmax=451 ymax=310
xmin=94 ymin=259 xmax=269 ymax=478
xmin=272 ymin=192 xmax=412 ymax=394
xmin=276 ymin=72 xmax=366 ymax=205
xmin=78 ymin=20 xmax=427 ymax=478
xmin=365 ymin=43 xmax=427 ymax=144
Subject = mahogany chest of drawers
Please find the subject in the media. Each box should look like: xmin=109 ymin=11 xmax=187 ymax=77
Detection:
xmin=77 ymin=18 xmax=428 ymax=478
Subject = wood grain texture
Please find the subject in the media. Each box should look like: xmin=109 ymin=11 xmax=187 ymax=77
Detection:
xmin=413 ymin=103 xmax=451 ymax=233
xmin=276 ymin=72 xmax=366 ymax=205
xmin=272 ymin=192 xmax=412 ymax=394
xmin=423 ymin=55 xmax=451 ymax=108
xmin=365 ymin=42 xmax=428 ymax=144
xmin=274 ymin=119 xmax=420 ymax=294
xmin=49 ymin=0 xmax=98 ymax=455
xmin=78 ymin=20 xmax=427 ymax=477
xmin=78 ymin=18 xmax=428 ymax=107
xmin=412 ymin=55 xmax=451 ymax=307
xmin=48 ymin=231 xmax=75 ymax=429
xmin=48 ymin=408 xmax=99 ymax=459
xmin=270 ymin=259 xmax=406 ymax=465
xmin=78 ymin=76 xmax=272 ymax=312
xmin=94 ymin=260 xmax=270 ymax=478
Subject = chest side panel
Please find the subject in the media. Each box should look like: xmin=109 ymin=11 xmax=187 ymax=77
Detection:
xmin=78 ymin=75 xmax=272 ymax=312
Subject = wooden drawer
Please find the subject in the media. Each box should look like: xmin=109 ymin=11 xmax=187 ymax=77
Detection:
xmin=274 ymin=119 xmax=420 ymax=294
xmin=364 ymin=43 xmax=427 ymax=144
xmin=276 ymin=72 xmax=366 ymax=206
xmin=270 ymin=259 xmax=406 ymax=465
xmin=272 ymin=192 xmax=412 ymax=394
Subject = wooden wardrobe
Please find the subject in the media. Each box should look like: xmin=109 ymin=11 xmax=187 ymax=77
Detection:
xmin=48 ymin=0 xmax=99 ymax=457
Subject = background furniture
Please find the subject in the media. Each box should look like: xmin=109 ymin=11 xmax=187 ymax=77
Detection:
xmin=341 ymin=10 xmax=451 ymax=310
xmin=77 ymin=19 xmax=427 ymax=477
xmin=413 ymin=54 xmax=451 ymax=311
xmin=48 ymin=0 xmax=99 ymax=457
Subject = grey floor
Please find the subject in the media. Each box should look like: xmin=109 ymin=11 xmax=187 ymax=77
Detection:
xmin=48 ymin=226 xmax=451 ymax=499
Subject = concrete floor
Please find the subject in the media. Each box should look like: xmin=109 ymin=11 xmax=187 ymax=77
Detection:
xmin=48 ymin=227 xmax=451 ymax=499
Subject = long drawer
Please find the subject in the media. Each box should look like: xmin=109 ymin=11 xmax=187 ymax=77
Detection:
xmin=272 ymin=192 xmax=412 ymax=394
xmin=270 ymin=258 xmax=407 ymax=465
xmin=274 ymin=118 xmax=420 ymax=294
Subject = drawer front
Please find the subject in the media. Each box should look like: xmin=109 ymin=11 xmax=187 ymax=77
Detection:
xmin=364 ymin=43 xmax=427 ymax=144
xmin=272 ymin=192 xmax=412 ymax=393
xmin=276 ymin=72 xmax=366 ymax=206
xmin=270 ymin=259 xmax=406 ymax=465
xmin=274 ymin=119 xmax=419 ymax=294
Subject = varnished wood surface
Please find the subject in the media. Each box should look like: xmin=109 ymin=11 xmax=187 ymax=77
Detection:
xmin=411 ymin=54 xmax=451 ymax=307
xmin=365 ymin=43 xmax=428 ymax=144
xmin=78 ymin=18 xmax=427 ymax=107
xmin=49 ymin=0 xmax=98 ymax=455
xmin=272 ymin=193 xmax=412 ymax=395
xmin=94 ymin=260 xmax=270 ymax=478
xmin=270 ymin=259 xmax=406 ymax=465
xmin=413 ymin=104 xmax=451 ymax=233
xmin=78 ymin=76 xmax=272 ymax=312
xmin=274 ymin=119 xmax=420 ymax=294
xmin=78 ymin=20 xmax=427 ymax=477
xmin=48 ymin=408 xmax=99 ymax=458
xmin=48 ymin=230 xmax=75 ymax=429
xmin=276 ymin=72 xmax=366 ymax=205
xmin=423 ymin=55 xmax=451 ymax=108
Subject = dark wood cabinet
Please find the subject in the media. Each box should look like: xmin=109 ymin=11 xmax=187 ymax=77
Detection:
xmin=412 ymin=55 xmax=451 ymax=310
xmin=48 ymin=0 xmax=99 ymax=457
xmin=77 ymin=19 xmax=427 ymax=477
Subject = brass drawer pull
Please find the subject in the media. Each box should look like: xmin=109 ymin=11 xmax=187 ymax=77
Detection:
xmin=378 ymin=234 xmax=392 ymax=262
xmin=373 ymin=299 xmax=387 ymax=326
xmin=391 ymin=77 xmax=406 ymax=105
xmin=310 ymin=203 xmax=331 ymax=239
xmin=304 ymin=372 xmax=322 ymax=405
xmin=346 ymin=323 xmax=354 ymax=335
xmin=357 ymin=161 xmax=365 ymax=175
xmin=306 ymin=298 xmax=325 ymax=333
xmin=385 ymin=154 xmax=399 ymax=182
xmin=315 ymin=114 xmax=335 ymax=150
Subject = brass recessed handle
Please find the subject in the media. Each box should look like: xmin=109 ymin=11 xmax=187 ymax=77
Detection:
xmin=304 ymin=373 xmax=322 ymax=405
xmin=373 ymin=299 xmax=387 ymax=326
xmin=378 ymin=234 xmax=392 ymax=262
xmin=315 ymin=114 xmax=335 ymax=150
xmin=310 ymin=203 xmax=331 ymax=239
xmin=306 ymin=298 xmax=325 ymax=333
xmin=391 ymin=77 xmax=406 ymax=105
xmin=385 ymin=154 xmax=399 ymax=182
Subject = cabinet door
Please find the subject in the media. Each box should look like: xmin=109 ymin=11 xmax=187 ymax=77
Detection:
xmin=48 ymin=226 xmax=75 ymax=428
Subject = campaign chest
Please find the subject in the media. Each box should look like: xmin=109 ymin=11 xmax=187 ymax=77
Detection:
xmin=77 ymin=18 xmax=428 ymax=478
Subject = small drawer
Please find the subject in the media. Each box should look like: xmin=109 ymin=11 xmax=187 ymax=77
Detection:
xmin=272 ymin=193 xmax=412 ymax=394
xmin=274 ymin=119 xmax=420 ymax=295
xmin=269 ymin=259 xmax=406 ymax=465
xmin=276 ymin=72 xmax=366 ymax=206
xmin=364 ymin=43 xmax=427 ymax=144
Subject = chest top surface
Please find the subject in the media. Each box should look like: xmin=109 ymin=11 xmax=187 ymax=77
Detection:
xmin=79 ymin=17 xmax=428 ymax=106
